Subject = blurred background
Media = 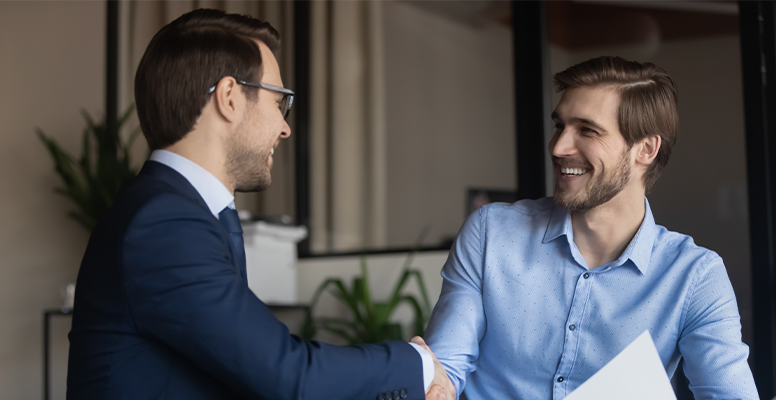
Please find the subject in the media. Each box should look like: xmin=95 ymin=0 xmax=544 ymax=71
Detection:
xmin=2 ymin=1 xmax=775 ymax=399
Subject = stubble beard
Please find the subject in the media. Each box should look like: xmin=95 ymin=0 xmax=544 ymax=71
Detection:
xmin=553 ymin=149 xmax=631 ymax=212
xmin=225 ymin=120 xmax=272 ymax=193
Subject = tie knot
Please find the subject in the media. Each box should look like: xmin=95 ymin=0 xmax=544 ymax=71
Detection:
xmin=219 ymin=207 xmax=243 ymax=234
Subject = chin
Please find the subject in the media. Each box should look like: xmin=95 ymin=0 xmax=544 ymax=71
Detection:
xmin=235 ymin=169 xmax=272 ymax=193
xmin=236 ymin=181 xmax=271 ymax=193
xmin=553 ymin=189 xmax=589 ymax=211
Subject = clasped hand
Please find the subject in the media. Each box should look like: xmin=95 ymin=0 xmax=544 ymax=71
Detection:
xmin=410 ymin=337 xmax=455 ymax=400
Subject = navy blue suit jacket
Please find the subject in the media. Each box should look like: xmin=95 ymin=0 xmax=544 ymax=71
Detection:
xmin=67 ymin=161 xmax=424 ymax=400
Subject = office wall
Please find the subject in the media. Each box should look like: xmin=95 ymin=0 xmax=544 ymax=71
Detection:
xmin=0 ymin=2 xmax=105 ymax=398
xmin=382 ymin=2 xmax=516 ymax=248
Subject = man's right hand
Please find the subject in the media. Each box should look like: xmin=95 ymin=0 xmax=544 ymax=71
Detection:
xmin=410 ymin=336 xmax=455 ymax=400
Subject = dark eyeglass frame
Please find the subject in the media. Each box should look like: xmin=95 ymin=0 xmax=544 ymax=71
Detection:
xmin=207 ymin=79 xmax=295 ymax=119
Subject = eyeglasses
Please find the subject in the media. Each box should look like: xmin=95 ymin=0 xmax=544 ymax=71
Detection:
xmin=207 ymin=80 xmax=295 ymax=119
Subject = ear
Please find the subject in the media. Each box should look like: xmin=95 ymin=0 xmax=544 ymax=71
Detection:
xmin=634 ymin=135 xmax=661 ymax=168
xmin=212 ymin=76 xmax=244 ymax=123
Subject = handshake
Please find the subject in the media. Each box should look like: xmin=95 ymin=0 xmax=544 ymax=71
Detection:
xmin=411 ymin=337 xmax=456 ymax=400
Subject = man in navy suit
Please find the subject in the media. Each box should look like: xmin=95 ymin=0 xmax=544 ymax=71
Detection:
xmin=67 ymin=9 xmax=454 ymax=400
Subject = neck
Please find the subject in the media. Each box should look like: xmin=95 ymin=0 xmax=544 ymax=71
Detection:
xmin=162 ymin=117 xmax=234 ymax=194
xmin=571 ymin=186 xmax=646 ymax=269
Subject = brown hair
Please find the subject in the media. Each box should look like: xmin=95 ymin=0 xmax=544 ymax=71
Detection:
xmin=135 ymin=9 xmax=280 ymax=150
xmin=553 ymin=56 xmax=678 ymax=191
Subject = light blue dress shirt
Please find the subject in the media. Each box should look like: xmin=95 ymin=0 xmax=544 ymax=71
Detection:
xmin=149 ymin=150 xmax=435 ymax=390
xmin=425 ymin=197 xmax=758 ymax=400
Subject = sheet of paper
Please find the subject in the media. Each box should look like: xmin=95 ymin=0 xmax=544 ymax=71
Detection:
xmin=564 ymin=330 xmax=677 ymax=400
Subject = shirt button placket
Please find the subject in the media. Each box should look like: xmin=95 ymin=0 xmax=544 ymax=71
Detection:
xmin=553 ymin=269 xmax=592 ymax=399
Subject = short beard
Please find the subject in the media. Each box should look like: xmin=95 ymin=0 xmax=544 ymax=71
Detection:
xmin=553 ymin=148 xmax=631 ymax=212
xmin=225 ymin=121 xmax=272 ymax=193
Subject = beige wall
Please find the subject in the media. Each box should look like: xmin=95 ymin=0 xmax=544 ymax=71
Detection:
xmin=0 ymin=2 xmax=105 ymax=398
xmin=548 ymin=35 xmax=753 ymax=348
xmin=382 ymin=2 xmax=516 ymax=248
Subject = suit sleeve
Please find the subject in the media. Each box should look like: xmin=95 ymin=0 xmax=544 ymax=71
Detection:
xmin=424 ymin=208 xmax=487 ymax=399
xmin=120 ymin=193 xmax=424 ymax=400
xmin=678 ymin=255 xmax=759 ymax=399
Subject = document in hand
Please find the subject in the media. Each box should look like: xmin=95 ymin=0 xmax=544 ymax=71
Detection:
xmin=565 ymin=330 xmax=677 ymax=400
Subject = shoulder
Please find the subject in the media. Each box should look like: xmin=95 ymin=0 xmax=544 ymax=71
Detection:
xmin=477 ymin=197 xmax=555 ymax=230
xmin=652 ymin=224 xmax=722 ymax=266
xmin=649 ymin=224 xmax=725 ymax=291
xmin=119 ymin=185 xmax=231 ymax=283
xmin=123 ymin=190 xmax=224 ymax=249
xmin=107 ymin=171 xmax=213 ymax=229
xmin=109 ymin=174 xmax=226 ymax=265
xmin=481 ymin=196 xmax=554 ymax=215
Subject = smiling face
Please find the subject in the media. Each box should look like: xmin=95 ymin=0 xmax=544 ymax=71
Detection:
xmin=549 ymin=86 xmax=634 ymax=212
xmin=226 ymin=40 xmax=291 ymax=193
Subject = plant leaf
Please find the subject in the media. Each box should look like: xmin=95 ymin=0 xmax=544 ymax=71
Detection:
xmin=300 ymin=317 xmax=317 ymax=340
xmin=317 ymin=324 xmax=359 ymax=345
xmin=117 ymin=103 xmax=136 ymax=127
xmin=359 ymin=256 xmax=375 ymax=323
xmin=313 ymin=317 xmax=358 ymax=330
xmin=371 ymin=302 xmax=396 ymax=341
xmin=387 ymin=226 xmax=431 ymax=310
xmin=38 ymin=104 xmax=141 ymax=233
xmin=302 ymin=228 xmax=434 ymax=345
xmin=66 ymin=210 xmax=96 ymax=232
xmin=398 ymin=295 xmax=427 ymax=337
xmin=305 ymin=278 xmax=365 ymax=329
xmin=399 ymin=224 xmax=431 ymax=271
xmin=406 ymin=269 xmax=433 ymax=317
xmin=381 ymin=322 xmax=403 ymax=342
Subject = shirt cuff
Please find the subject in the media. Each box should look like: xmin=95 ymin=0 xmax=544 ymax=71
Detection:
xmin=408 ymin=342 xmax=434 ymax=392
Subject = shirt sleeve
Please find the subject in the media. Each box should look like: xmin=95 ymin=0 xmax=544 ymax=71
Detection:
xmin=678 ymin=255 xmax=759 ymax=399
xmin=424 ymin=208 xmax=487 ymax=399
xmin=408 ymin=342 xmax=434 ymax=392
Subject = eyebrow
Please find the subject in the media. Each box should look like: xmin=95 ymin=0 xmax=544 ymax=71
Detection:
xmin=551 ymin=112 xmax=608 ymax=133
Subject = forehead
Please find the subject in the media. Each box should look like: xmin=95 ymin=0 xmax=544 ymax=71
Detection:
xmin=554 ymin=86 xmax=620 ymax=127
xmin=255 ymin=39 xmax=282 ymax=87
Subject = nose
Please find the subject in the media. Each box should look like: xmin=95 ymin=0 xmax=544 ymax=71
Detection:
xmin=280 ymin=119 xmax=291 ymax=139
xmin=550 ymin=127 xmax=576 ymax=158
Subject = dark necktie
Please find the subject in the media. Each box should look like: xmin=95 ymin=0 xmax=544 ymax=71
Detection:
xmin=218 ymin=207 xmax=247 ymax=280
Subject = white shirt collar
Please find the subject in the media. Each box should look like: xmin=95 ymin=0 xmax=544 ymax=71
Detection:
xmin=149 ymin=150 xmax=234 ymax=218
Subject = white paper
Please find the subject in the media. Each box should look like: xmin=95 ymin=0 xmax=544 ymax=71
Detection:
xmin=565 ymin=330 xmax=677 ymax=400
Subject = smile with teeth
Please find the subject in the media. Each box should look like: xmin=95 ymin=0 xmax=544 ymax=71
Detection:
xmin=561 ymin=167 xmax=587 ymax=176
xmin=270 ymin=148 xmax=274 ymax=155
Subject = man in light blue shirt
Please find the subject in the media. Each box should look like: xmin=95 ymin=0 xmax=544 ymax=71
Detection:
xmin=424 ymin=56 xmax=758 ymax=399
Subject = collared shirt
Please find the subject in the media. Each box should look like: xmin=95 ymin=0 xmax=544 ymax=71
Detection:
xmin=425 ymin=197 xmax=758 ymax=400
xmin=148 ymin=150 xmax=435 ymax=390
xmin=149 ymin=150 xmax=234 ymax=218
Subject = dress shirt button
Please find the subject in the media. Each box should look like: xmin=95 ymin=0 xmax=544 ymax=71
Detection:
xmin=569 ymin=324 xmax=576 ymax=331
xmin=583 ymin=273 xmax=590 ymax=279
xmin=393 ymin=390 xmax=400 ymax=400
xmin=557 ymin=376 xmax=564 ymax=382
xmin=400 ymin=388 xmax=408 ymax=398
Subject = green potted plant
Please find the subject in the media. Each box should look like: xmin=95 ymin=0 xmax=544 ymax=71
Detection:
xmin=37 ymin=106 xmax=142 ymax=232
xmin=301 ymin=231 xmax=434 ymax=344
